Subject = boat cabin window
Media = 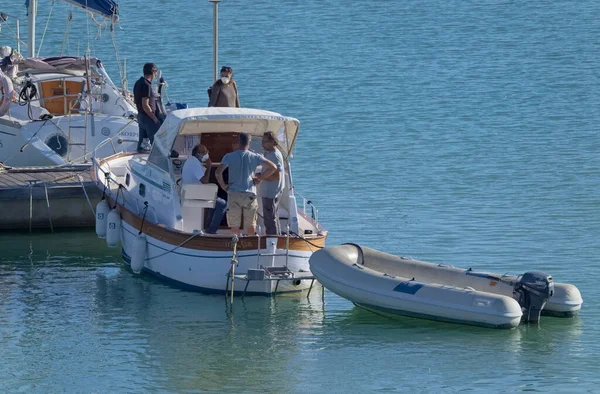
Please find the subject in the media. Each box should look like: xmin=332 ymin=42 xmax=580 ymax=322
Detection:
xmin=147 ymin=146 xmax=170 ymax=173
xmin=39 ymin=79 xmax=85 ymax=116
xmin=139 ymin=183 xmax=146 ymax=197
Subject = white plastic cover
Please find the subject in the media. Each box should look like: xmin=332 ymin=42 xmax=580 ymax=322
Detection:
xmin=152 ymin=107 xmax=300 ymax=157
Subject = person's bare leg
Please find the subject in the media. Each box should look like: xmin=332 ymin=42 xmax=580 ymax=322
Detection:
xmin=231 ymin=226 xmax=240 ymax=235
xmin=247 ymin=226 xmax=256 ymax=236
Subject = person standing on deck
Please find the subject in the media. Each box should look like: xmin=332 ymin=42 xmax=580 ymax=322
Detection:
xmin=256 ymin=131 xmax=285 ymax=235
xmin=215 ymin=133 xmax=277 ymax=236
xmin=133 ymin=63 xmax=162 ymax=152
xmin=181 ymin=144 xmax=227 ymax=234
xmin=208 ymin=66 xmax=240 ymax=108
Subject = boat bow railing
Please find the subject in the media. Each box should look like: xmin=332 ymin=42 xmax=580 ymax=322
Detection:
xmin=295 ymin=190 xmax=320 ymax=227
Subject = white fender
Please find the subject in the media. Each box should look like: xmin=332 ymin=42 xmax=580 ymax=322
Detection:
xmin=0 ymin=69 xmax=15 ymax=117
xmin=106 ymin=208 xmax=122 ymax=248
xmin=95 ymin=200 xmax=110 ymax=238
xmin=130 ymin=234 xmax=147 ymax=274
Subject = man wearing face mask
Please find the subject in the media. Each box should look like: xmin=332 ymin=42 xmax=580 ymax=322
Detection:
xmin=181 ymin=144 xmax=227 ymax=234
xmin=133 ymin=62 xmax=162 ymax=152
xmin=208 ymin=66 xmax=240 ymax=108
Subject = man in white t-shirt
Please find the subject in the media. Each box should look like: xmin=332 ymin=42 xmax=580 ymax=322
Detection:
xmin=181 ymin=144 xmax=226 ymax=234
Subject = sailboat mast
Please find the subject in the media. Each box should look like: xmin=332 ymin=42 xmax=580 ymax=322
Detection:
xmin=27 ymin=0 xmax=37 ymax=57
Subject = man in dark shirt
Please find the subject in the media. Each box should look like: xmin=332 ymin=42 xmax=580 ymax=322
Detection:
xmin=133 ymin=63 xmax=162 ymax=152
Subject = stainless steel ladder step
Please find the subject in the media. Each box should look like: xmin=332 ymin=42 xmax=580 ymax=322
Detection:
xmin=258 ymin=253 xmax=288 ymax=257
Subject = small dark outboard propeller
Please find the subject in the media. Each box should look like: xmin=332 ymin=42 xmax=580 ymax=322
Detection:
xmin=513 ymin=272 xmax=554 ymax=323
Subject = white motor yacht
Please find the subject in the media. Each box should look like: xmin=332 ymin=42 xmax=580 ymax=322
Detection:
xmin=92 ymin=107 xmax=327 ymax=295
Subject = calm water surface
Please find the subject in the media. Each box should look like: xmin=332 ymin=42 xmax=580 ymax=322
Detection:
xmin=1 ymin=0 xmax=599 ymax=392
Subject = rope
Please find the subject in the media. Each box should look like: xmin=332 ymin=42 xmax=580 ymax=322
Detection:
xmin=0 ymin=117 xmax=48 ymax=165
xmin=90 ymin=14 xmax=103 ymax=40
xmin=28 ymin=182 xmax=33 ymax=233
xmin=110 ymin=24 xmax=124 ymax=86
xmin=77 ymin=174 xmax=95 ymax=216
xmin=37 ymin=0 xmax=55 ymax=57
xmin=60 ymin=11 xmax=73 ymax=56
xmin=145 ymin=231 xmax=203 ymax=261
xmin=138 ymin=202 xmax=148 ymax=235
xmin=0 ymin=17 xmax=28 ymax=49
xmin=62 ymin=117 xmax=137 ymax=164
xmin=18 ymin=81 xmax=37 ymax=120
xmin=112 ymin=185 xmax=121 ymax=209
xmin=85 ymin=0 xmax=91 ymax=55
xmin=43 ymin=182 xmax=54 ymax=233
xmin=229 ymin=235 xmax=239 ymax=304
xmin=290 ymin=231 xmax=324 ymax=250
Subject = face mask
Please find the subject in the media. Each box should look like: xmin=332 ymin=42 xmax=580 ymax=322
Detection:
xmin=221 ymin=77 xmax=230 ymax=84
xmin=198 ymin=153 xmax=209 ymax=163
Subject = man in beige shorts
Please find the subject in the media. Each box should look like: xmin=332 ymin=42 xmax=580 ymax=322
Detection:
xmin=215 ymin=132 xmax=277 ymax=236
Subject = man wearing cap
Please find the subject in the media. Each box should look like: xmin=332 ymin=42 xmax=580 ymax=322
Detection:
xmin=215 ymin=133 xmax=277 ymax=236
xmin=133 ymin=62 xmax=161 ymax=152
xmin=208 ymin=66 xmax=240 ymax=108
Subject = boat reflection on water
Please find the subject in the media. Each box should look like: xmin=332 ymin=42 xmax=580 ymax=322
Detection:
xmin=92 ymin=265 xmax=325 ymax=392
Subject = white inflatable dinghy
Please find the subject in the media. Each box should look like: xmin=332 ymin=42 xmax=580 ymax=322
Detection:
xmin=309 ymin=244 xmax=583 ymax=329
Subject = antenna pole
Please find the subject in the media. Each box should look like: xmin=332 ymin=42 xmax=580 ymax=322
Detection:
xmin=209 ymin=0 xmax=221 ymax=81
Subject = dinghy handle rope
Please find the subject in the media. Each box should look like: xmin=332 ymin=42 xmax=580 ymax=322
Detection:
xmin=342 ymin=243 xmax=365 ymax=265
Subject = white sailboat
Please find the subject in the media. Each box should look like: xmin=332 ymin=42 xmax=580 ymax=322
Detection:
xmin=0 ymin=0 xmax=139 ymax=167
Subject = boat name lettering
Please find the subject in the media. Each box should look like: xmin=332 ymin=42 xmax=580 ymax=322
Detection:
xmin=226 ymin=240 xmax=255 ymax=249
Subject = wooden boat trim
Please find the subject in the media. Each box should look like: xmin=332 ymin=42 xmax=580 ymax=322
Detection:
xmin=116 ymin=201 xmax=327 ymax=252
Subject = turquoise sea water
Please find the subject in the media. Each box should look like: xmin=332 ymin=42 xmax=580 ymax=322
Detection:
xmin=1 ymin=0 xmax=599 ymax=392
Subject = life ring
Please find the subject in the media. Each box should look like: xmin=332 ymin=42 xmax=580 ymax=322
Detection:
xmin=0 ymin=69 xmax=15 ymax=117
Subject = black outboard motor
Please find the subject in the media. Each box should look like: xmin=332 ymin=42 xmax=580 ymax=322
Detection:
xmin=513 ymin=272 xmax=554 ymax=323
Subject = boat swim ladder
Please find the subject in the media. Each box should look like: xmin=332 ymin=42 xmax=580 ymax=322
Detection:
xmin=66 ymin=96 xmax=90 ymax=162
xmin=67 ymin=53 xmax=94 ymax=163
xmin=255 ymin=223 xmax=291 ymax=270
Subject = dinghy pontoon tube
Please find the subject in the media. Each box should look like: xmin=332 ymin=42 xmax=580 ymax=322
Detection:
xmin=309 ymin=244 xmax=582 ymax=328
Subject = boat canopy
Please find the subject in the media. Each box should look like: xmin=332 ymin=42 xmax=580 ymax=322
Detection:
xmin=25 ymin=0 xmax=119 ymax=21
xmin=153 ymin=107 xmax=300 ymax=157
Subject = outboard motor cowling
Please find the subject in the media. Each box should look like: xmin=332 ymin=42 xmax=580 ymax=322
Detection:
xmin=513 ymin=271 xmax=554 ymax=323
